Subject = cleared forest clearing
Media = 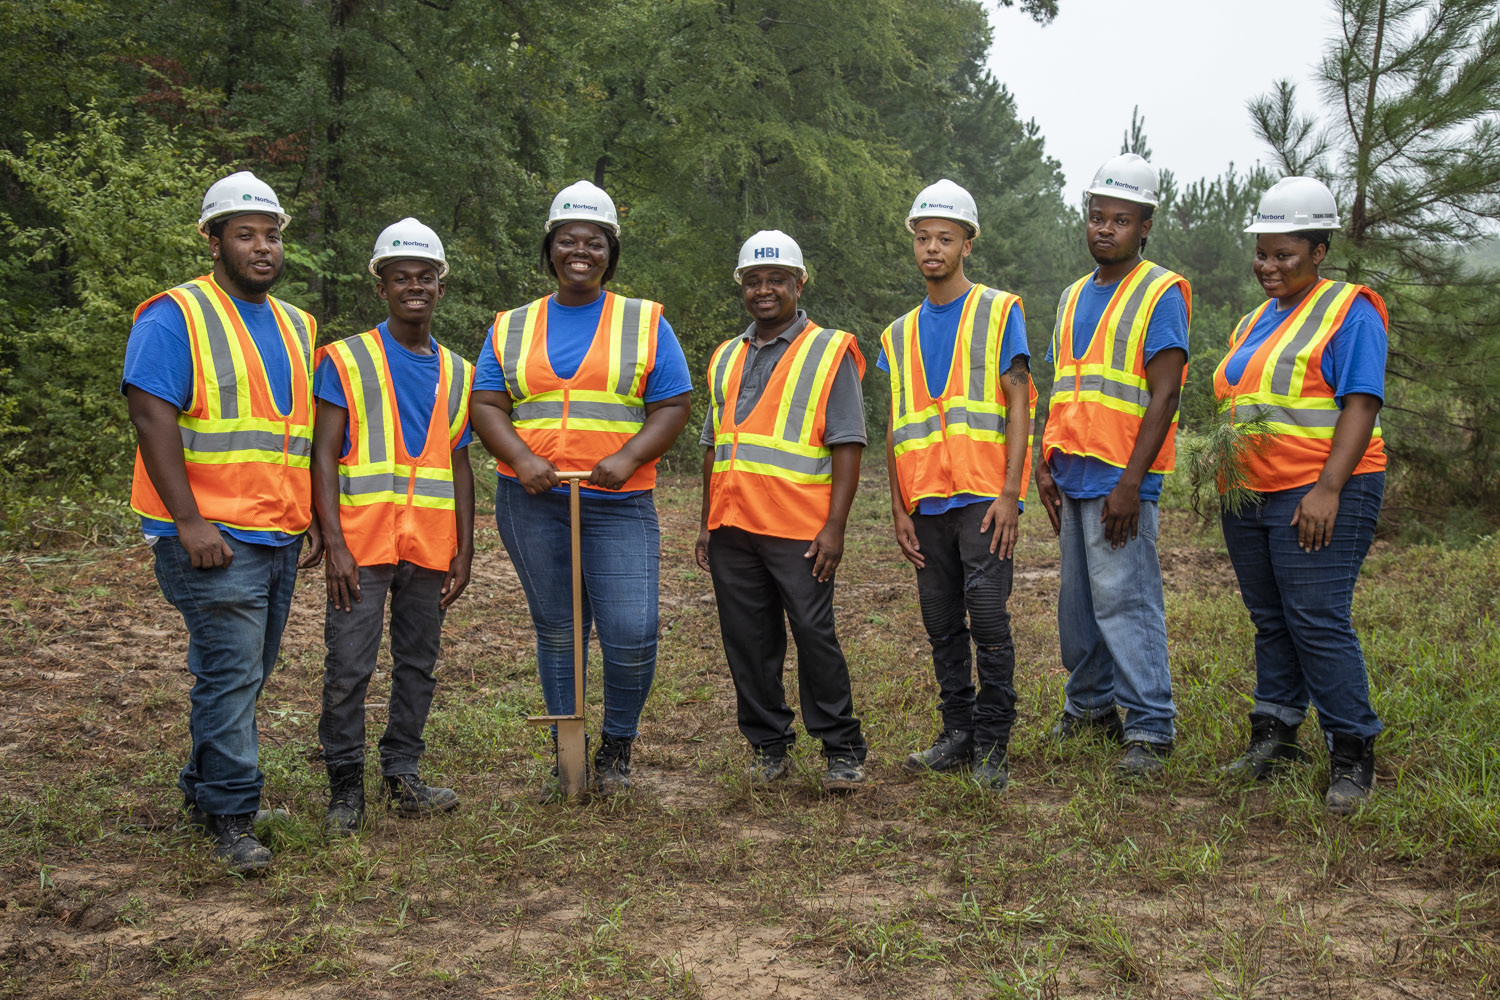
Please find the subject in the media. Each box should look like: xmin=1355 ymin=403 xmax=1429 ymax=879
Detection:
xmin=1 ymin=472 xmax=1497 ymax=999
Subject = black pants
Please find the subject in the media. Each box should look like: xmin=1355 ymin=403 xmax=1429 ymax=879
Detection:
xmin=911 ymin=503 xmax=1018 ymax=752
xmin=707 ymin=526 xmax=865 ymax=759
xmin=319 ymin=561 xmax=446 ymax=776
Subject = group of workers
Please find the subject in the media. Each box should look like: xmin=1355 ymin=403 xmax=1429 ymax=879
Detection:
xmin=123 ymin=157 xmax=1390 ymax=873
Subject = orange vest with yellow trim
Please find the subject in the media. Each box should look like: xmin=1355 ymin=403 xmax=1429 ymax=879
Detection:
xmin=706 ymin=323 xmax=864 ymax=541
xmin=880 ymin=285 xmax=1037 ymax=513
xmin=1042 ymin=261 xmax=1191 ymax=473
xmin=1213 ymin=280 xmax=1387 ymax=493
xmin=129 ymin=275 xmax=316 ymax=534
xmin=318 ymin=330 xmax=474 ymax=571
xmin=491 ymin=292 xmax=662 ymax=492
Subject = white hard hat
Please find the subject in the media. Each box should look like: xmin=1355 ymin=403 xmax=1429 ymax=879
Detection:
xmin=368 ymin=218 xmax=448 ymax=278
xmin=734 ymin=230 xmax=807 ymax=283
xmin=1245 ymin=176 xmax=1341 ymax=233
xmin=1084 ymin=153 xmax=1160 ymax=208
xmin=906 ymin=179 xmax=980 ymax=237
xmin=546 ymin=180 xmax=619 ymax=236
xmin=198 ymin=170 xmax=290 ymax=235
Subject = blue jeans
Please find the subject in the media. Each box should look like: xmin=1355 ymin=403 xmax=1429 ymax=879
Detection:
xmin=152 ymin=534 xmax=301 ymax=816
xmin=495 ymin=477 xmax=659 ymax=740
xmin=1220 ymin=472 xmax=1384 ymax=741
xmin=1058 ymin=496 xmax=1175 ymax=744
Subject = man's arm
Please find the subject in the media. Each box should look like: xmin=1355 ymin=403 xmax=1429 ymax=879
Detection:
xmin=442 ymin=445 xmax=475 ymax=608
xmin=127 ymin=386 xmax=234 ymax=568
xmin=887 ymin=409 xmax=924 ymax=568
xmin=1100 ymin=347 xmax=1186 ymax=548
xmin=980 ymin=356 xmax=1030 ymax=559
xmin=311 ymin=400 xmax=361 ymax=611
xmin=807 ymin=443 xmax=861 ymax=582
xmin=695 ymin=446 xmax=715 ymax=573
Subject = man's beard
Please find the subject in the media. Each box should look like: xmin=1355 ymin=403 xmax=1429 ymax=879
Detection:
xmin=224 ymin=253 xmax=281 ymax=296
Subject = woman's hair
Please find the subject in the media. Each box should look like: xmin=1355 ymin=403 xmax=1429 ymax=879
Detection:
xmin=541 ymin=224 xmax=620 ymax=285
xmin=1288 ymin=229 xmax=1333 ymax=254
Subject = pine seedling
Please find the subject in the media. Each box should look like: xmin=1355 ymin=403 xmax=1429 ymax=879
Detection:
xmin=1185 ymin=407 xmax=1273 ymax=520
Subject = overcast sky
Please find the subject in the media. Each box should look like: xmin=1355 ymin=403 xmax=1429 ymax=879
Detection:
xmin=986 ymin=0 xmax=1335 ymax=198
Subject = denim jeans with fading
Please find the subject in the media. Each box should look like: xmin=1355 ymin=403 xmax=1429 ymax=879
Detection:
xmin=152 ymin=534 xmax=301 ymax=816
xmin=1220 ymin=471 xmax=1384 ymax=741
xmin=1058 ymin=496 xmax=1176 ymax=745
xmin=494 ymin=477 xmax=659 ymax=740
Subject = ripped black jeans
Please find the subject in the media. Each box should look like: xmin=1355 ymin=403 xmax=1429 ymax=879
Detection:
xmin=911 ymin=501 xmax=1018 ymax=753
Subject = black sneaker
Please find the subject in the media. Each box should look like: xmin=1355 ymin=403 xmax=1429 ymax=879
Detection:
xmin=1051 ymin=708 xmax=1125 ymax=745
xmin=385 ymin=773 xmax=460 ymax=816
xmin=593 ymin=733 xmax=634 ymax=795
xmin=903 ymin=729 xmax=973 ymax=774
xmin=1222 ymin=713 xmax=1310 ymax=781
xmin=821 ymin=753 xmax=865 ymax=792
xmin=204 ymin=812 xmax=272 ymax=874
xmin=1325 ymin=732 xmax=1376 ymax=815
xmin=971 ymin=745 xmax=1009 ymax=791
xmin=1118 ymin=740 xmax=1172 ymax=778
xmin=748 ymin=748 xmax=789 ymax=785
xmin=325 ymin=763 xmax=366 ymax=837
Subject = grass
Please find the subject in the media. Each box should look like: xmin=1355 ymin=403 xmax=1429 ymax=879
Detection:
xmin=0 ymin=466 xmax=1497 ymax=998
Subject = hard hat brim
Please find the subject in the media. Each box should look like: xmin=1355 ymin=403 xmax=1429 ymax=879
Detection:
xmin=197 ymin=208 xmax=292 ymax=237
xmin=905 ymin=216 xmax=979 ymax=238
xmin=733 ymin=264 xmax=808 ymax=284
xmin=546 ymin=216 xmax=620 ymax=237
xmin=1084 ymin=186 xmax=1158 ymax=208
xmin=369 ymin=254 xmax=450 ymax=279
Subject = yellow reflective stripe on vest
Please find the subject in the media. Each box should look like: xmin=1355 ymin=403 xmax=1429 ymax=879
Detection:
xmin=330 ymin=333 xmax=390 ymax=467
xmin=606 ymin=295 xmax=651 ymax=397
xmin=511 ymin=393 xmax=646 ymax=429
xmin=1049 ymin=262 xmax=1176 ymax=418
xmin=497 ymin=299 xmax=544 ymax=400
xmin=338 ymin=467 xmax=457 ymax=506
xmin=443 ymin=348 xmax=472 ymax=441
xmin=711 ymin=436 xmax=833 ymax=483
xmin=178 ymin=420 xmax=313 ymax=465
xmin=708 ymin=338 xmax=742 ymax=440
xmin=172 ymin=281 xmax=242 ymax=420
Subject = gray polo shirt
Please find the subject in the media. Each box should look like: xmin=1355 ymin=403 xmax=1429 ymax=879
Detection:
xmin=698 ymin=311 xmax=867 ymax=447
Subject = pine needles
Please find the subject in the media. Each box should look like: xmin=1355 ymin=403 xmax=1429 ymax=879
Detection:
xmin=1184 ymin=408 xmax=1274 ymax=521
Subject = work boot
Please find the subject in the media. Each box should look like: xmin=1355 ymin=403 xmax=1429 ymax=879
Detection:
xmin=1325 ymin=732 xmax=1376 ymax=816
xmin=971 ymin=745 xmax=1009 ymax=792
xmin=821 ymin=753 xmax=865 ymax=792
xmin=324 ymin=762 xmax=366 ymax=837
xmin=1222 ymin=713 xmax=1310 ymax=781
xmin=748 ymin=747 xmax=790 ymax=785
xmin=1051 ymin=708 xmax=1125 ymax=745
xmin=1117 ymin=740 xmax=1172 ymax=779
xmin=903 ymin=729 xmax=973 ymax=774
xmin=593 ymin=733 xmax=633 ymax=795
xmin=184 ymin=798 xmax=289 ymax=831
xmin=204 ymin=812 xmax=272 ymax=874
xmin=385 ymin=773 xmax=460 ymax=817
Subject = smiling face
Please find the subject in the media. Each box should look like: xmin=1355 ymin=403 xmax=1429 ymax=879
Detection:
xmin=209 ymin=213 xmax=283 ymax=299
xmin=1253 ymin=232 xmax=1326 ymax=304
xmin=911 ymin=217 xmax=972 ymax=283
xmin=1087 ymin=194 xmax=1152 ymax=267
xmin=376 ymin=259 xmax=445 ymax=325
xmin=547 ymin=221 xmax=613 ymax=294
xmin=740 ymin=266 xmax=803 ymax=327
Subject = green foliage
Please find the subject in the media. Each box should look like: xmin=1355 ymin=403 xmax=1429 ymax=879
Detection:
xmin=1181 ymin=410 xmax=1274 ymax=521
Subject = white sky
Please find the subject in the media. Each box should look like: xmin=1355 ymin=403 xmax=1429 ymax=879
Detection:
xmin=987 ymin=0 xmax=1335 ymax=196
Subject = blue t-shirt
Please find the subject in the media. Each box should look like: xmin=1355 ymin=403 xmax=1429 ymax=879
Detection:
xmin=472 ymin=293 xmax=693 ymax=499
xmin=313 ymin=323 xmax=473 ymax=458
xmin=121 ymin=292 xmax=301 ymax=546
xmin=1044 ymin=278 xmax=1189 ymax=502
xmin=1219 ymin=294 xmax=1386 ymax=402
xmin=875 ymin=289 xmax=1030 ymax=515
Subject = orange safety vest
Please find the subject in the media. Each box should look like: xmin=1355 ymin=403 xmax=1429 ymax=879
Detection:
xmin=880 ymin=285 xmax=1037 ymax=513
xmin=129 ymin=275 xmax=316 ymax=534
xmin=491 ymin=292 xmax=662 ymax=491
xmin=318 ymin=330 xmax=474 ymax=571
xmin=706 ymin=322 xmax=864 ymax=540
xmin=1213 ymin=280 xmax=1387 ymax=493
xmin=1042 ymin=261 xmax=1191 ymax=473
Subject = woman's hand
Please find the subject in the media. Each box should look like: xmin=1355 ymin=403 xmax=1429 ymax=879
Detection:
xmin=1291 ymin=483 xmax=1341 ymax=552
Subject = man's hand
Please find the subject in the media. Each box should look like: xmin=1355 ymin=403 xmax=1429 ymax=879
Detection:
xmin=694 ymin=529 xmax=712 ymax=573
xmin=805 ymin=523 xmax=845 ymax=583
xmin=980 ymin=497 xmax=1020 ymax=560
xmin=512 ymin=452 xmax=561 ymax=495
xmin=589 ymin=451 xmax=640 ymax=491
xmin=325 ymin=542 xmax=361 ymax=613
xmin=1035 ymin=463 xmax=1063 ymax=536
xmin=1290 ymin=484 xmax=1340 ymax=552
xmin=297 ymin=516 xmax=324 ymax=568
xmin=440 ymin=551 xmax=472 ymax=609
xmin=892 ymin=507 xmax=925 ymax=569
xmin=1100 ymin=481 xmax=1140 ymax=549
xmin=179 ymin=516 xmax=234 ymax=569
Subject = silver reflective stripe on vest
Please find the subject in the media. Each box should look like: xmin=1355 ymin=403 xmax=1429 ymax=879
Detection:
xmin=889 ymin=313 xmax=914 ymax=419
xmin=512 ymin=399 xmax=565 ymax=422
xmin=1270 ymin=282 xmax=1349 ymax=396
xmin=891 ymin=411 xmax=943 ymax=445
xmin=968 ymin=288 xmax=1002 ymax=400
xmin=616 ymin=297 xmax=644 ymax=396
xmin=782 ymin=326 xmax=839 ymax=443
xmin=339 ymin=470 xmax=456 ymax=500
xmin=714 ymin=440 xmax=832 ymax=477
xmin=939 ymin=404 xmax=1005 ymax=434
xmin=1049 ymin=373 xmax=1153 ymax=409
xmin=179 ymin=282 xmax=239 ymax=420
xmin=279 ymin=300 xmax=312 ymax=358
xmin=511 ymin=399 xmax=645 ymax=424
xmin=180 ymin=426 xmax=311 ymax=457
xmin=1232 ymin=402 xmax=1343 ymax=430
xmin=444 ymin=349 xmax=465 ymax=427
xmin=711 ymin=342 xmax=738 ymax=413
xmin=344 ymin=335 xmax=388 ymax=464
xmin=1110 ymin=265 xmax=1170 ymax=371
xmin=501 ymin=303 xmax=532 ymax=392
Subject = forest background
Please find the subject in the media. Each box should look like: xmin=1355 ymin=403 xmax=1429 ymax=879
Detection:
xmin=2 ymin=0 xmax=1497 ymax=540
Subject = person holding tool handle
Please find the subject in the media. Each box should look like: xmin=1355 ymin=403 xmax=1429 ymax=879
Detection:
xmin=470 ymin=181 xmax=692 ymax=794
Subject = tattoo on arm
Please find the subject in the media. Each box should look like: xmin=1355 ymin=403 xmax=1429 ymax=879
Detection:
xmin=1004 ymin=355 xmax=1030 ymax=387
